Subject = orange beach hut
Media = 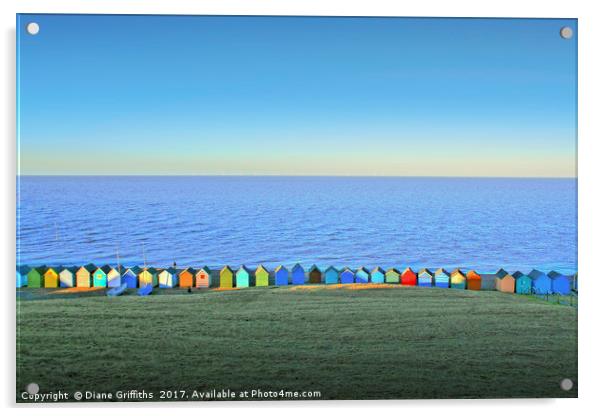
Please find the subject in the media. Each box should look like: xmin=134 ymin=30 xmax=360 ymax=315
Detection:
xmin=466 ymin=270 xmax=481 ymax=291
xmin=495 ymin=269 xmax=515 ymax=293
xmin=179 ymin=267 xmax=195 ymax=288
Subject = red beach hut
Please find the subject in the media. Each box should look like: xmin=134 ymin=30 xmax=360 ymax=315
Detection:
xmin=400 ymin=267 xmax=417 ymax=286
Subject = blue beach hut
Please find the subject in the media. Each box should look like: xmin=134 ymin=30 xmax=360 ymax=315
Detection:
xmin=417 ymin=268 xmax=434 ymax=287
xmin=292 ymin=264 xmax=305 ymax=285
xmin=236 ymin=266 xmax=253 ymax=288
xmin=355 ymin=267 xmax=370 ymax=284
xmin=122 ymin=266 xmax=140 ymax=289
xmin=370 ymin=267 xmax=385 ymax=284
xmin=274 ymin=265 xmax=289 ymax=286
xmin=573 ymin=272 xmax=578 ymax=292
xmin=324 ymin=266 xmax=339 ymax=284
xmin=340 ymin=267 xmax=355 ymax=284
xmin=512 ymin=271 xmax=532 ymax=294
xmin=548 ymin=271 xmax=572 ymax=295
xmin=528 ymin=269 xmax=552 ymax=295
xmin=16 ymin=266 xmax=30 ymax=288
xmin=434 ymin=268 xmax=450 ymax=289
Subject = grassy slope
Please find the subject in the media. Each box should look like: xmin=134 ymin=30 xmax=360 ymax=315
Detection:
xmin=16 ymin=286 xmax=577 ymax=401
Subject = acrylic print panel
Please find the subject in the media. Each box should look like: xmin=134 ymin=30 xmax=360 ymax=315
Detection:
xmin=16 ymin=14 xmax=577 ymax=402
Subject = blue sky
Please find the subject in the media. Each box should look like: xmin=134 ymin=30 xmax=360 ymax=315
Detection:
xmin=17 ymin=15 xmax=577 ymax=176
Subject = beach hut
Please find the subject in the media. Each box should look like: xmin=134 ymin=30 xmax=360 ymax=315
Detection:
xmin=339 ymin=267 xmax=354 ymax=284
xmin=179 ymin=267 xmax=195 ymax=288
xmin=76 ymin=264 xmax=96 ymax=288
xmin=450 ymin=269 xmax=466 ymax=290
xmin=220 ymin=266 xmax=234 ymax=288
xmin=355 ymin=267 xmax=370 ymax=284
xmin=138 ymin=267 xmax=158 ymax=288
xmin=466 ymin=270 xmax=481 ymax=291
xmin=371 ymin=267 xmax=385 ymax=284
xmin=324 ymin=266 xmax=339 ymax=284
xmin=255 ymin=265 xmax=270 ymax=287
xmin=417 ymin=268 xmax=434 ymax=287
xmin=401 ymin=267 xmax=417 ymax=286
xmin=42 ymin=267 xmax=59 ymax=288
xmin=58 ymin=266 xmax=76 ymax=288
xmin=122 ymin=266 xmax=140 ymax=289
xmin=195 ymin=266 xmax=212 ymax=288
xmin=27 ymin=267 xmax=46 ymax=288
xmin=159 ymin=267 xmax=179 ymax=288
xmin=309 ymin=265 xmax=322 ymax=284
xmin=512 ymin=271 xmax=532 ymax=294
xmin=479 ymin=271 xmax=500 ymax=291
xmin=528 ymin=269 xmax=552 ymax=295
xmin=292 ymin=264 xmax=305 ymax=285
xmin=434 ymin=268 xmax=450 ymax=289
xmin=236 ymin=266 xmax=253 ymax=288
xmin=495 ymin=269 xmax=515 ymax=293
xmin=16 ymin=266 xmax=30 ymax=288
xmin=385 ymin=268 xmax=401 ymax=284
xmin=275 ymin=265 xmax=289 ymax=286
xmin=549 ymin=271 xmax=572 ymax=295
xmin=102 ymin=265 xmax=121 ymax=288
xmin=92 ymin=266 xmax=108 ymax=287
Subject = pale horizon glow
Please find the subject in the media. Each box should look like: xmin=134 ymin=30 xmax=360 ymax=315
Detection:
xmin=17 ymin=15 xmax=577 ymax=177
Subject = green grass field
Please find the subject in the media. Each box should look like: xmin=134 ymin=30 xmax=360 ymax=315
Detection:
xmin=16 ymin=285 xmax=577 ymax=401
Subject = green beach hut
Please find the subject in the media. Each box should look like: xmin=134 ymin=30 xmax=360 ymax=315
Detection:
xmin=385 ymin=268 xmax=401 ymax=284
xmin=27 ymin=266 xmax=47 ymax=288
xmin=255 ymin=265 xmax=270 ymax=287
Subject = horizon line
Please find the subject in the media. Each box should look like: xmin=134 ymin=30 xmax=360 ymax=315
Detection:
xmin=16 ymin=174 xmax=577 ymax=179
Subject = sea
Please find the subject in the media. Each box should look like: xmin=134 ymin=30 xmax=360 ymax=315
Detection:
xmin=16 ymin=176 xmax=577 ymax=274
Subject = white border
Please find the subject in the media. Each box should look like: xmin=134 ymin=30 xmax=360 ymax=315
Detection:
xmin=3 ymin=1 xmax=601 ymax=414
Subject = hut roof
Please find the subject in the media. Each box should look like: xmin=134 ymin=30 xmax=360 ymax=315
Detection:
xmin=81 ymin=263 xmax=97 ymax=273
xmin=180 ymin=267 xmax=196 ymax=276
xmin=309 ymin=264 xmax=321 ymax=272
xmin=466 ymin=270 xmax=480 ymax=279
xmin=512 ymin=271 xmax=526 ymax=279
xmin=386 ymin=268 xmax=400 ymax=275
xmin=17 ymin=265 xmax=31 ymax=275
xmin=548 ymin=271 xmax=567 ymax=279
xmin=451 ymin=268 xmax=465 ymax=276
xmin=402 ymin=267 xmax=415 ymax=275
xmin=292 ymin=263 xmax=304 ymax=271
xmin=434 ymin=268 xmax=450 ymax=276
xmin=237 ymin=265 xmax=252 ymax=275
xmin=341 ymin=267 xmax=354 ymax=274
xmin=495 ymin=268 xmax=509 ymax=277
xmin=101 ymin=265 xmax=116 ymax=274
xmin=196 ymin=266 xmax=211 ymax=275
xmin=274 ymin=265 xmax=288 ymax=273
xmin=256 ymin=265 xmax=269 ymax=274
xmin=31 ymin=266 xmax=48 ymax=275
xmin=221 ymin=265 xmax=233 ymax=274
xmin=528 ymin=269 xmax=546 ymax=279
xmin=356 ymin=267 xmax=370 ymax=275
xmin=418 ymin=268 xmax=433 ymax=276
xmin=125 ymin=266 xmax=141 ymax=274
xmin=371 ymin=267 xmax=384 ymax=274
xmin=325 ymin=266 xmax=338 ymax=273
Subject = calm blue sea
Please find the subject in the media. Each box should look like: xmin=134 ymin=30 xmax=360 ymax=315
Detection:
xmin=16 ymin=176 xmax=577 ymax=274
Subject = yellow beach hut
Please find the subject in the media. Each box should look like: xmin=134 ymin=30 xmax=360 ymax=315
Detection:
xmin=220 ymin=266 xmax=234 ymax=288
xmin=450 ymin=269 xmax=466 ymax=289
xmin=43 ymin=267 xmax=60 ymax=288
xmin=255 ymin=265 xmax=270 ymax=287
xmin=139 ymin=267 xmax=159 ymax=287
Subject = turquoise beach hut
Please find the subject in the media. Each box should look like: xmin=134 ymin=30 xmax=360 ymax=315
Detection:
xmin=292 ymin=263 xmax=305 ymax=285
xmin=122 ymin=266 xmax=140 ymax=288
xmin=16 ymin=266 xmax=30 ymax=288
xmin=528 ymin=269 xmax=552 ymax=294
xmin=59 ymin=266 xmax=77 ymax=288
xmin=340 ymin=267 xmax=355 ymax=284
xmin=92 ymin=266 xmax=108 ymax=287
xmin=324 ymin=266 xmax=339 ymax=284
xmin=513 ymin=271 xmax=532 ymax=294
xmin=274 ymin=265 xmax=289 ymax=286
xmin=371 ymin=267 xmax=385 ymax=284
xmin=355 ymin=267 xmax=370 ymax=284
xmin=434 ymin=268 xmax=450 ymax=288
xmin=236 ymin=266 xmax=253 ymax=288
xmin=548 ymin=271 xmax=572 ymax=295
